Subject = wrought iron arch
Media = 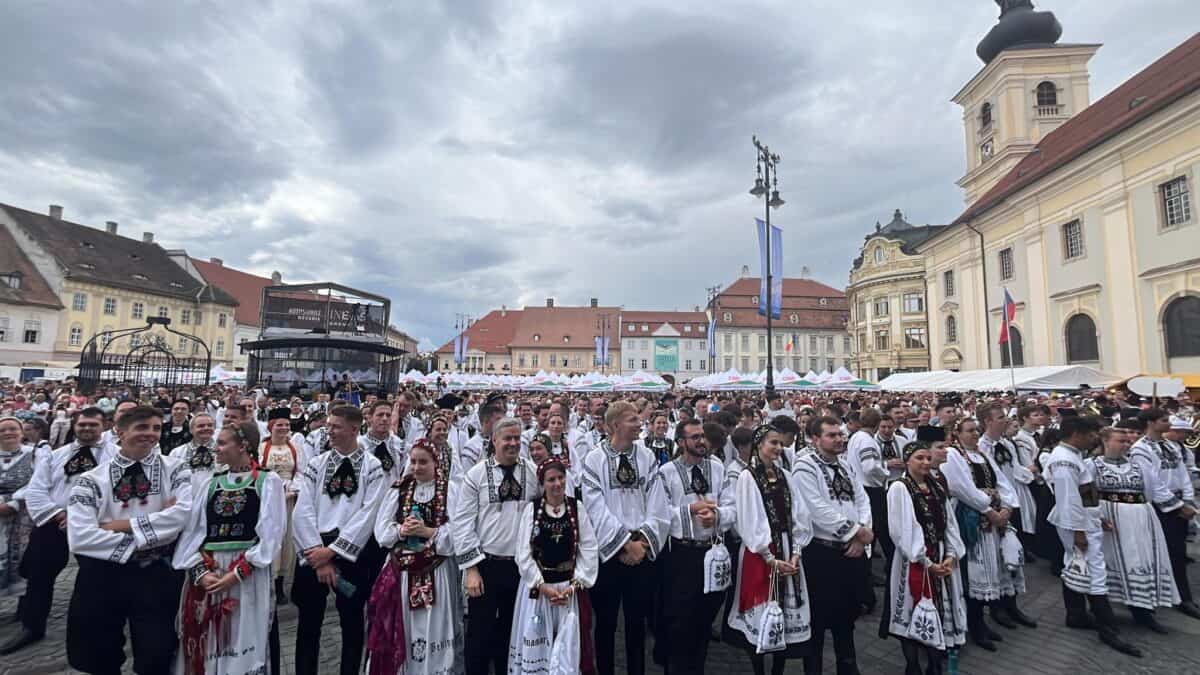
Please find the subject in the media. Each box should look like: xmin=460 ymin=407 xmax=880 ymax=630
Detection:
xmin=78 ymin=316 xmax=212 ymax=397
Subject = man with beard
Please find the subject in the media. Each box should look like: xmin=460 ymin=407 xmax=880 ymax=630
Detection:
xmin=654 ymin=418 xmax=733 ymax=673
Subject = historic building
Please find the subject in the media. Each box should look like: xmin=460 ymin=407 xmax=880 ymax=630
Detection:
xmin=709 ymin=273 xmax=851 ymax=375
xmin=846 ymin=210 xmax=948 ymax=380
xmin=0 ymin=222 xmax=63 ymax=374
xmin=619 ymin=310 xmax=709 ymax=381
xmin=434 ymin=306 xmax=523 ymax=374
xmin=507 ymin=300 xmax=622 ymax=376
xmin=0 ymin=203 xmax=240 ymax=367
xmin=917 ymin=6 xmax=1200 ymax=375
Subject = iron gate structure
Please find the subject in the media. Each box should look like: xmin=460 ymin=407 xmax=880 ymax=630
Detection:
xmin=77 ymin=317 xmax=212 ymax=396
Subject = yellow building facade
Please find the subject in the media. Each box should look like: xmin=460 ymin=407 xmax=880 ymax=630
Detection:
xmin=846 ymin=211 xmax=946 ymax=380
xmin=918 ymin=31 xmax=1200 ymax=376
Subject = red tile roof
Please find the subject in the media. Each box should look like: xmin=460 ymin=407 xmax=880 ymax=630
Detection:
xmin=190 ymin=258 xmax=273 ymax=326
xmin=955 ymin=32 xmax=1200 ymax=226
xmin=0 ymin=224 xmax=62 ymax=309
xmin=720 ymin=277 xmax=846 ymax=299
xmin=509 ymin=306 xmax=622 ymax=349
xmin=435 ymin=308 xmax=523 ymax=354
xmin=619 ymin=310 xmax=709 ymax=337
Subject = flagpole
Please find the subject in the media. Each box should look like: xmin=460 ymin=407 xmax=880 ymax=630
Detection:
xmin=1003 ymin=287 xmax=1017 ymax=394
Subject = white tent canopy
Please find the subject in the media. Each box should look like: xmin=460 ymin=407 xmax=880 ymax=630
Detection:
xmin=878 ymin=366 xmax=1121 ymax=393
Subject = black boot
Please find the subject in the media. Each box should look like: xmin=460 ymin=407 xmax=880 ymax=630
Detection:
xmin=1131 ymin=607 xmax=1169 ymax=634
xmin=0 ymin=628 xmax=43 ymax=655
xmin=901 ymin=640 xmax=923 ymax=675
xmin=990 ymin=600 xmax=1017 ymax=629
xmin=1003 ymin=595 xmax=1038 ymax=628
xmin=1062 ymin=585 xmax=1096 ymax=629
xmin=1090 ymin=595 xmax=1142 ymax=657
xmin=275 ymin=576 xmax=289 ymax=606
xmin=1177 ymin=600 xmax=1200 ymax=620
xmin=924 ymin=647 xmax=944 ymax=675
xmin=967 ymin=599 xmax=997 ymax=651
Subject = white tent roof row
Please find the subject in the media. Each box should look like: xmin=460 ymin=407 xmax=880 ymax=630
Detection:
xmin=684 ymin=367 xmax=879 ymax=392
xmin=877 ymin=366 xmax=1121 ymax=393
xmin=400 ymin=369 xmax=671 ymax=392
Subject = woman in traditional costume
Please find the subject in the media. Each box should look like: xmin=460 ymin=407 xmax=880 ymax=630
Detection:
xmin=0 ymin=416 xmax=34 ymax=599
xmin=882 ymin=441 xmax=967 ymax=675
xmin=367 ymin=439 xmax=463 ymax=675
xmin=508 ymin=456 xmax=598 ymax=674
xmin=1090 ymin=427 xmax=1179 ymax=632
xmin=174 ymin=419 xmax=287 ymax=675
xmin=727 ymin=424 xmax=812 ymax=675
xmin=425 ymin=414 xmax=454 ymax=479
xmin=941 ymin=418 xmax=1024 ymax=652
xmin=262 ymin=407 xmax=302 ymax=604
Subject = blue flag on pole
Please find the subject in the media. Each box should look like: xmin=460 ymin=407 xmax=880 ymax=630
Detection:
xmin=756 ymin=218 xmax=783 ymax=319
xmin=706 ymin=315 xmax=717 ymax=358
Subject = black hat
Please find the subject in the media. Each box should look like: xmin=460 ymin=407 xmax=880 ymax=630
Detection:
xmin=916 ymin=425 xmax=946 ymax=443
xmin=1058 ymin=408 xmax=1079 ymax=418
xmin=1118 ymin=408 xmax=1140 ymax=421
xmin=436 ymin=393 xmax=464 ymax=410
xmin=484 ymin=392 xmax=508 ymax=408
xmin=267 ymin=408 xmax=290 ymax=422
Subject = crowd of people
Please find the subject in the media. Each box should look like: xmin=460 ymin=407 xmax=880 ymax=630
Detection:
xmin=0 ymin=377 xmax=1196 ymax=675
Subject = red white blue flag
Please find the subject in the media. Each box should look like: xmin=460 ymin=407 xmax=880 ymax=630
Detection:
xmin=998 ymin=287 xmax=1016 ymax=345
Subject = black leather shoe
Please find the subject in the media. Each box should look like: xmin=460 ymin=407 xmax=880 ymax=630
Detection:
xmin=1099 ymin=631 xmax=1143 ymax=658
xmin=0 ymin=628 xmax=43 ymax=655
xmin=1177 ymin=601 xmax=1200 ymax=620
xmin=971 ymin=633 xmax=998 ymax=652
xmin=1136 ymin=614 xmax=1169 ymax=634
xmin=991 ymin=607 xmax=1018 ymax=629
xmin=1066 ymin=613 xmax=1097 ymax=630
xmin=981 ymin=621 xmax=1004 ymax=642
xmin=1007 ymin=604 xmax=1039 ymax=628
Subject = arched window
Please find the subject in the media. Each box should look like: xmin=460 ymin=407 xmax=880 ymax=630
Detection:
xmin=945 ymin=315 xmax=958 ymax=344
xmin=1036 ymin=81 xmax=1058 ymax=107
xmin=980 ymin=102 xmax=993 ymax=129
xmin=1165 ymin=296 xmax=1200 ymax=357
xmin=1065 ymin=314 xmax=1099 ymax=362
xmin=1000 ymin=326 xmax=1025 ymax=367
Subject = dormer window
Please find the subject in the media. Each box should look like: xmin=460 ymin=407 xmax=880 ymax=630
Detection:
xmin=562 ymin=335 xmax=570 ymax=343
xmin=78 ymin=263 xmax=95 ymax=270
xmin=79 ymin=241 xmax=95 ymax=249
xmin=0 ymin=272 xmax=21 ymax=289
xmin=132 ymin=273 xmax=149 ymax=281
xmin=532 ymin=334 xmax=541 ymax=342
xmin=169 ymin=281 xmax=184 ymax=289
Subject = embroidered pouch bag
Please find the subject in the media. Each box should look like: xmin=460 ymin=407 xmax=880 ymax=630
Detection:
xmin=703 ymin=540 xmax=732 ymax=594
xmin=549 ymin=606 xmax=581 ymax=675
xmin=755 ymin=570 xmax=787 ymax=654
xmin=905 ymin=570 xmax=946 ymax=650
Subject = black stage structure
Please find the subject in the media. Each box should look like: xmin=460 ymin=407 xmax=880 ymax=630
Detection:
xmin=241 ymin=282 xmax=405 ymax=396
xmin=77 ymin=317 xmax=212 ymax=396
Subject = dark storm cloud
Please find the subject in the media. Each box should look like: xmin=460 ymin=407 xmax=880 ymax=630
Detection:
xmin=0 ymin=3 xmax=290 ymax=207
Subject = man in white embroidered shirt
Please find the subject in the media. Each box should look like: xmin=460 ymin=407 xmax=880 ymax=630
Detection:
xmin=291 ymin=405 xmax=386 ymax=675
xmin=582 ymin=401 xmax=669 ymax=675
xmin=5 ymin=408 xmax=111 ymax=655
xmin=452 ymin=416 xmax=540 ymax=675
xmin=65 ymin=405 xmax=193 ymax=675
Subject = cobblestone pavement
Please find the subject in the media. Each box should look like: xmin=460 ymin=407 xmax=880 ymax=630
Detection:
xmin=3 ymin=543 xmax=1200 ymax=674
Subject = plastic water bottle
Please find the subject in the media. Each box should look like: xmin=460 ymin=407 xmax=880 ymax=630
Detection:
xmin=405 ymin=505 xmax=425 ymax=551
xmin=947 ymin=648 xmax=959 ymax=675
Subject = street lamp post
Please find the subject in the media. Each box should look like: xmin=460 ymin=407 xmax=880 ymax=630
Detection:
xmin=750 ymin=135 xmax=785 ymax=393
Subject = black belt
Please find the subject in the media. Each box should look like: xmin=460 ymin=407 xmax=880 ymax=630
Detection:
xmin=670 ymin=536 xmax=714 ymax=549
xmin=808 ymin=538 xmax=845 ymax=550
xmin=485 ymin=553 xmax=515 ymax=561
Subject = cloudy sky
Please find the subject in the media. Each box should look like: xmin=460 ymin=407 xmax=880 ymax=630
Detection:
xmin=3 ymin=1 xmax=1197 ymax=349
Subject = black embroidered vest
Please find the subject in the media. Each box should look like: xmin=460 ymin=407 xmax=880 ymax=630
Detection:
xmin=203 ymin=472 xmax=266 ymax=552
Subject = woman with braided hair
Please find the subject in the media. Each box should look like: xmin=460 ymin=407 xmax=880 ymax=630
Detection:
xmin=172 ymin=419 xmax=287 ymax=675
xmin=727 ymin=423 xmax=813 ymax=675
xmin=509 ymin=456 xmax=599 ymax=674
xmin=881 ymin=441 xmax=967 ymax=675
xmin=366 ymin=439 xmax=463 ymax=675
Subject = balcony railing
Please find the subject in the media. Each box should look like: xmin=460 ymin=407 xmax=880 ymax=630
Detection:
xmin=1035 ymin=104 xmax=1065 ymax=118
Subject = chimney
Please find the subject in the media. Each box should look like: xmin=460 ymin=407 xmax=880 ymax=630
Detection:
xmin=271 ymin=271 xmax=282 ymax=284
xmin=48 ymin=205 xmax=63 ymax=220
xmin=142 ymin=232 xmax=154 ymax=243
xmin=105 ymin=221 xmax=118 ymax=234
xmin=801 ymin=265 xmax=811 ymax=279
xmin=740 ymin=264 xmax=750 ymax=278
xmin=590 ymin=298 xmax=598 ymax=308
xmin=209 ymin=257 xmax=223 ymax=266
xmin=546 ymin=298 xmax=554 ymax=308
xmin=501 ymin=304 xmax=507 ymax=317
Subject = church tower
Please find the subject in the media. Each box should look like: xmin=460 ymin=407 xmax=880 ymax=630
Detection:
xmin=953 ymin=1 xmax=1100 ymax=205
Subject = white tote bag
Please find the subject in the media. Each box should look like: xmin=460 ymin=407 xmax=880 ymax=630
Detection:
xmin=703 ymin=540 xmax=732 ymax=594
xmin=905 ymin=570 xmax=946 ymax=650
xmin=549 ymin=606 xmax=581 ymax=675
xmin=520 ymin=605 xmax=553 ymax=674
xmin=1000 ymin=528 xmax=1023 ymax=571
xmin=755 ymin=569 xmax=786 ymax=654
